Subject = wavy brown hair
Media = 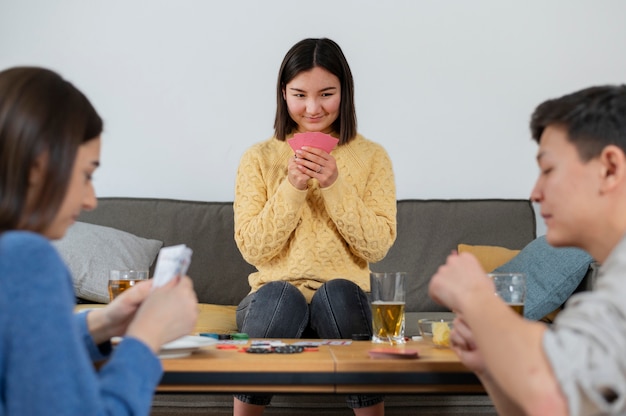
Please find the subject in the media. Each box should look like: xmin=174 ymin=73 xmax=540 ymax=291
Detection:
xmin=0 ymin=67 xmax=102 ymax=233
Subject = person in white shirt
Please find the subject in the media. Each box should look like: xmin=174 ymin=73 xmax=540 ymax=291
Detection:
xmin=429 ymin=85 xmax=626 ymax=416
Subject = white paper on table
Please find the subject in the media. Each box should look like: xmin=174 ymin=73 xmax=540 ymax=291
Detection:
xmin=152 ymin=244 xmax=193 ymax=288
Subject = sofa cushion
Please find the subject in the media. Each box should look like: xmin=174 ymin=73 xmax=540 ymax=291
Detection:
xmin=78 ymin=198 xmax=537 ymax=310
xmin=493 ymin=235 xmax=593 ymax=320
xmin=195 ymin=304 xmax=238 ymax=333
xmin=53 ymin=222 xmax=163 ymax=303
xmin=457 ymin=244 xmax=520 ymax=272
xmin=78 ymin=198 xmax=257 ymax=305
xmin=371 ymin=199 xmax=536 ymax=312
xmin=75 ymin=303 xmax=238 ymax=334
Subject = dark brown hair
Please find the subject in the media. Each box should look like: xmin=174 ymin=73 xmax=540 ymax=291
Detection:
xmin=530 ymin=85 xmax=626 ymax=161
xmin=274 ymin=38 xmax=357 ymax=145
xmin=0 ymin=67 xmax=102 ymax=233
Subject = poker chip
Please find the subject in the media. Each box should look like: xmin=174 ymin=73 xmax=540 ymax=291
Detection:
xmin=273 ymin=345 xmax=304 ymax=354
xmin=246 ymin=347 xmax=273 ymax=354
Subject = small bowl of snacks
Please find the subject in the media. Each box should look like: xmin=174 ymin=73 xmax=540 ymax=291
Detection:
xmin=417 ymin=318 xmax=454 ymax=348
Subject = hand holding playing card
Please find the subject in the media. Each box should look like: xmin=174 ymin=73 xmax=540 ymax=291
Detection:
xmin=152 ymin=244 xmax=193 ymax=288
xmin=287 ymin=132 xmax=338 ymax=154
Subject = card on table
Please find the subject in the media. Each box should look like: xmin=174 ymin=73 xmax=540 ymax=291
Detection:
xmin=368 ymin=348 xmax=419 ymax=359
xmin=152 ymin=244 xmax=193 ymax=288
xmin=287 ymin=132 xmax=339 ymax=154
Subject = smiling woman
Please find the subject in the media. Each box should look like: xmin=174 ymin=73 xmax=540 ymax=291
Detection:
xmin=283 ymin=66 xmax=341 ymax=135
xmin=232 ymin=38 xmax=396 ymax=416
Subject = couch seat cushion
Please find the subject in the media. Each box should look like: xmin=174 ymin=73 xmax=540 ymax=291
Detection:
xmin=195 ymin=304 xmax=238 ymax=333
xmin=75 ymin=303 xmax=238 ymax=335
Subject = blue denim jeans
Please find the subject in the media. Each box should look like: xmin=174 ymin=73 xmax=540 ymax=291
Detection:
xmin=234 ymin=279 xmax=383 ymax=409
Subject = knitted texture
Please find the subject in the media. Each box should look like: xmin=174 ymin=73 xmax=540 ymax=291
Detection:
xmin=234 ymin=134 xmax=397 ymax=302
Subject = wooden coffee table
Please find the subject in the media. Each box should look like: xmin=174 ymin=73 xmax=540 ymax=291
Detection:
xmin=159 ymin=339 xmax=482 ymax=394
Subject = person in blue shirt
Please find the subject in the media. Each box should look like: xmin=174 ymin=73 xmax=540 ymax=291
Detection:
xmin=0 ymin=66 xmax=198 ymax=415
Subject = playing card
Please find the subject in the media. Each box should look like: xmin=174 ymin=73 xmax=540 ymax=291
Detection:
xmin=152 ymin=244 xmax=193 ymax=288
xmin=368 ymin=348 xmax=419 ymax=359
xmin=287 ymin=132 xmax=339 ymax=153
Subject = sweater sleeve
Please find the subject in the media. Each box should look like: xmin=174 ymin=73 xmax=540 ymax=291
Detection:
xmin=321 ymin=143 xmax=397 ymax=262
xmin=75 ymin=310 xmax=112 ymax=361
xmin=1 ymin=232 xmax=162 ymax=416
xmin=234 ymin=146 xmax=308 ymax=265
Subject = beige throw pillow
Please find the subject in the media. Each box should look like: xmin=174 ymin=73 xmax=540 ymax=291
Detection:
xmin=457 ymin=243 xmax=520 ymax=272
xmin=52 ymin=222 xmax=163 ymax=303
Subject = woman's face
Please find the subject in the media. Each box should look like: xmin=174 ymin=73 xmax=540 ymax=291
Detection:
xmin=43 ymin=137 xmax=101 ymax=239
xmin=283 ymin=66 xmax=341 ymax=135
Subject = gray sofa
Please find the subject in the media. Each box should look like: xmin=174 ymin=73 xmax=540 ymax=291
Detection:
xmin=77 ymin=197 xmax=542 ymax=415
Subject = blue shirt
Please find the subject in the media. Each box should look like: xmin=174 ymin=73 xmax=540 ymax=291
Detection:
xmin=0 ymin=231 xmax=162 ymax=415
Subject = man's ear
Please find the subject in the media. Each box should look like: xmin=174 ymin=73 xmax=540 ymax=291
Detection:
xmin=599 ymin=145 xmax=626 ymax=192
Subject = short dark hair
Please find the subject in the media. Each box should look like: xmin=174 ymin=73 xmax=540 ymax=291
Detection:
xmin=0 ymin=67 xmax=102 ymax=233
xmin=274 ymin=38 xmax=357 ymax=145
xmin=530 ymin=85 xmax=626 ymax=161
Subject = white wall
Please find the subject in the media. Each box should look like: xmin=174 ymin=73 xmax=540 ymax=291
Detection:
xmin=2 ymin=0 xmax=626 ymax=236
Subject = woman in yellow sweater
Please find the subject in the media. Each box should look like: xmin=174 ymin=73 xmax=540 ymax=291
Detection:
xmin=233 ymin=38 xmax=397 ymax=416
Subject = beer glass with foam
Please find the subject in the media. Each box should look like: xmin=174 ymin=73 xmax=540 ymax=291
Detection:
xmin=370 ymin=272 xmax=406 ymax=344
xmin=488 ymin=272 xmax=526 ymax=316
xmin=108 ymin=269 xmax=149 ymax=301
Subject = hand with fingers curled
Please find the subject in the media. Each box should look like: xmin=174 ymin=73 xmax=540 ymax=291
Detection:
xmin=429 ymin=251 xmax=493 ymax=313
xmin=288 ymin=153 xmax=312 ymax=190
xmin=450 ymin=316 xmax=488 ymax=376
xmin=125 ymin=276 xmax=199 ymax=353
xmin=292 ymin=146 xmax=338 ymax=188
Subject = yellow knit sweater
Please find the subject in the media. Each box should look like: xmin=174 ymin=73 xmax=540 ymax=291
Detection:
xmin=234 ymin=134 xmax=397 ymax=302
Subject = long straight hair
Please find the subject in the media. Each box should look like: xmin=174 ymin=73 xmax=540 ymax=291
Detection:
xmin=0 ymin=67 xmax=103 ymax=233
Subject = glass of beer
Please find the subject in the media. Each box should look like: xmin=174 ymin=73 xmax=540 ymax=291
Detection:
xmin=370 ymin=272 xmax=406 ymax=344
xmin=488 ymin=272 xmax=526 ymax=316
xmin=108 ymin=269 xmax=149 ymax=301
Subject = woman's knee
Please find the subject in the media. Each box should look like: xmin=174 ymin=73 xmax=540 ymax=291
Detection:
xmin=256 ymin=281 xmax=308 ymax=310
xmin=310 ymin=279 xmax=371 ymax=338
xmin=311 ymin=279 xmax=367 ymax=309
xmin=238 ymin=281 xmax=309 ymax=337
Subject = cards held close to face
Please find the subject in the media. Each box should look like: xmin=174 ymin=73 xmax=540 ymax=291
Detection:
xmin=287 ymin=132 xmax=339 ymax=154
xmin=152 ymin=244 xmax=193 ymax=288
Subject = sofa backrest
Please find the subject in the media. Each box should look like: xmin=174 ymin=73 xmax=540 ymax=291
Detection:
xmin=79 ymin=198 xmax=255 ymax=306
xmin=79 ymin=198 xmax=536 ymax=310
xmin=371 ymin=199 xmax=536 ymax=311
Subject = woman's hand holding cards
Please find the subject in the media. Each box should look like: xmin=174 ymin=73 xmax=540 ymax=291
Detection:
xmin=287 ymin=132 xmax=339 ymax=189
xmin=293 ymin=147 xmax=338 ymax=188
xmin=112 ymin=243 xmax=199 ymax=354
xmin=126 ymin=275 xmax=198 ymax=354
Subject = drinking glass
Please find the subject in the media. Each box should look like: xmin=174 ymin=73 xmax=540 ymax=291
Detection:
xmin=488 ymin=272 xmax=526 ymax=316
xmin=370 ymin=272 xmax=406 ymax=344
xmin=108 ymin=269 xmax=149 ymax=301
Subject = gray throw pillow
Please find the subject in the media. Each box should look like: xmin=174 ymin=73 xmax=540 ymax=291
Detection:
xmin=493 ymin=235 xmax=593 ymax=320
xmin=52 ymin=222 xmax=163 ymax=303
